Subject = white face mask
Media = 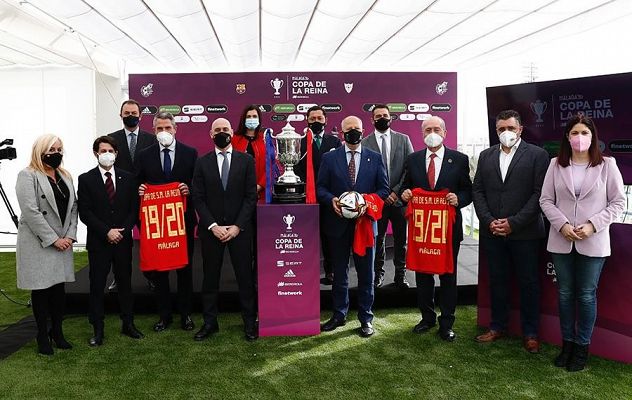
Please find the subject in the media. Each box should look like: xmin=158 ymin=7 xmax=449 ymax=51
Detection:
xmin=157 ymin=131 xmax=174 ymax=147
xmin=424 ymin=132 xmax=444 ymax=148
xmin=98 ymin=152 xmax=116 ymax=168
xmin=499 ymin=131 xmax=518 ymax=148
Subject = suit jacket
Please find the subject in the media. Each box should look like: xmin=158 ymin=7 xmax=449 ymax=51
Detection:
xmin=295 ymin=132 xmax=342 ymax=182
xmin=362 ymin=129 xmax=414 ymax=207
xmin=400 ymin=147 xmax=472 ymax=243
xmin=15 ymin=168 xmax=77 ymax=290
xmin=108 ymin=129 xmax=157 ymax=173
xmin=77 ymin=166 xmax=139 ymax=251
xmin=192 ymin=149 xmax=257 ymax=234
xmin=539 ymin=157 xmax=625 ymax=257
xmin=135 ymin=141 xmax=198 ymax=228
xmin=317 ymin=146 xmax=390 ymax=238
xmin=472 ymin=140 xmax=550 ymax=240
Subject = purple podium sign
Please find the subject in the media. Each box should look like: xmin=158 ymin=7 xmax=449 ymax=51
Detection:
xmin=257 ymin=204 xmax=320 ymax=336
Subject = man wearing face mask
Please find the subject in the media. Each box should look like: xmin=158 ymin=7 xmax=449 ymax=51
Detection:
xmin=295 ymin=105 xmax=342 ymax=285
xmin=472 ymin=109 xmax=549 ymax=353
xmin=136 ymin=112 xmax=198 ymax=333
xmin=78 ymin=136 xmax=143 ymax=346
xmin=362 ymin=104 xmax=414 ymax=289
xmin=108 ymin=99 xmax=157 ymax=174
xmin=191 ymin=118 xmax=258 ymax=341
xmin=400 ymin=116 xmax=472 ymax=342
xmin=317 ymin=115 xmax=389 ymax=337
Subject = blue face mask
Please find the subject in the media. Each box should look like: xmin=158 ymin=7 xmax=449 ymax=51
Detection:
xmin=245 ymin=118 xmax=259 ymax=130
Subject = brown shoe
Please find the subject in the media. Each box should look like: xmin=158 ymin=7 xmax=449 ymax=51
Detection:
xmin=475 ymin=330 xmax=504 ymax=343
xmin=523 ymin=337 xmax=540 ymax=353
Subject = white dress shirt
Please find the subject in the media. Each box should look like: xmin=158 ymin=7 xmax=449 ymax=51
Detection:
xmin=160 ymin=139 xmax=177 ymax=170
xmin=425 ymin=145 xmax=445 ymax=187
xmin=124 ymin=127 xmax=139 ymax=149
xmin=345 ymin=143 xmax=361 ymax=183
xmin=98 ymin=165 xmax=116 ymax=189
xmin=375 ymin=129 xmax=391 ymax=174
xmin=215 ymin=145 xmax=232 ymax=180
xmin=499 ymin=138 xmax=521 ymax=182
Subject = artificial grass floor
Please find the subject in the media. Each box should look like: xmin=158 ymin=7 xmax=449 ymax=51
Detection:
xmin=1 ymin=307 xmax=631 ymax=400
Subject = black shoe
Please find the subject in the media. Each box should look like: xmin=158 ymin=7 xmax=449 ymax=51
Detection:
xmin=394 ymin=275 xmax=410 ymax=289
xmin=153 ymin=318 xmax=172 ymax=332
xmin=244 ymin=323 xmax=259 ymax=342
xmin=181 ymin=316 xmax=195 ymax=331
xmin=36 ymin=335 xmax=53 ymax=355
xmin=567 ymin=344 xmax=589 ymax=372
xmin=107 ymin=279 xmax=117 ymax=291
xmin=320 ymin=273 xmax=334 ymax=286
xmin=321 ymin=317 xmax=346 ymax=332
xmin=49 ymin=331 xmax=72 ymax=350
xmin=147 ymin=279 xmax=156 ymax=292
xmin=374 ymin=274 xmax=384 ymax=288
xmin=88 ymin=325 xmax=104 ymax=347
xmin=412 ymin=320 xmax=436 ymax=334
xmin=122 ymin=323 xmax=144 ymax=339
xmin=554 ymin=340 xmax=574 ymax=368
xmin=359 ymin=322 xmax=374 ymax=337
xmin=194 ymin=323 xmax=219 ymax=341
xmin=439 ymin=328 xmax=456 ymax=342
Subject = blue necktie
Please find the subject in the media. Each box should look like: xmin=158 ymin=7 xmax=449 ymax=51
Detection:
xmin=163 ymin=148 xmax=172 ymax=180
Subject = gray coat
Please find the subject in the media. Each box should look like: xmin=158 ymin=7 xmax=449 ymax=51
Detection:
xmin=362 ymin=129 xmax=414 ymax=207
xmin=15 ymin=168 xmax=77 ymax=290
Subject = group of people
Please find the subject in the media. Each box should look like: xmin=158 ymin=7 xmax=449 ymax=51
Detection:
xmin=14 ymin=101 xmax=624 ymax=373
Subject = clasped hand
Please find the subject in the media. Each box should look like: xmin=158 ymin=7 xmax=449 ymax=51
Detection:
xmin=211 ymin=225 xmax=240 ymax=243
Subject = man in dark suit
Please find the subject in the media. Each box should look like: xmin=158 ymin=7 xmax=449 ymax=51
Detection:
xmin=78 ymin=136 xmax=144 ymax=346
xmin=136 ymin=112 xmax=198 ymax=333
xmin=472 ymin=109 xmax=549 ymax=353
xmin=400 ymin=116 xmax=472 ymax=342
xmin=362 ymin=104 xmax=414 ymax=289
xmin=317 ymin=115 xmax=390 ymax=337
xmin=191 ymin=117 xmax=258 ymax=341
xmin=295 ymin=105 xmax=342 ymax=285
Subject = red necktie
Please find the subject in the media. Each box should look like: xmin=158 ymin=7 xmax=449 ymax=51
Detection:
xmin=104 ymin=171 xmax=115 ymax=203
xmin=428 ymin=153 xmax=437 ymax=190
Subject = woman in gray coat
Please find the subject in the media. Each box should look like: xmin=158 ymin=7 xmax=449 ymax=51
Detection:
xmin=16 ymin=134 xmax=78 ymax=355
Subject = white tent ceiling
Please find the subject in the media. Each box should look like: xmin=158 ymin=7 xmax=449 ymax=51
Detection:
xmin=0 ymin=0 xmax=630 ymax=78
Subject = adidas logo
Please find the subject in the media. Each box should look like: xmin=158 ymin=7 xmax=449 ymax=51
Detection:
xmin=283 ymin=269 xmax=296 ymax=278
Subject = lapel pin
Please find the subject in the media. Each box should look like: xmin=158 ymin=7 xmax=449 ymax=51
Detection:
xmin=448 ymin=158 xmax=453 ymax=163
xmin=367 ymin=158 xmax=370 ymax=162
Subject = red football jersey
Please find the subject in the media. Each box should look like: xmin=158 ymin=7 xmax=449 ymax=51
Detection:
xmin=405 ymin=188 xmax=456 ymax=275
xmin=139 ymin=182 xmax=188 ymax=272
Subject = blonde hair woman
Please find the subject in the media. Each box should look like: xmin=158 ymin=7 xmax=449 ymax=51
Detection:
xmin=16 ymin=134 xmax=78 ymax=355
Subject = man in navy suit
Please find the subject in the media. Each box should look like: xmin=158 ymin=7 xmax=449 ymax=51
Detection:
xmin=400 ymin=116 xmax=472 ymax=342
xmin=317 ymin=115 xmax=389 ymax=337
xmin=136 ymin=112 xmax=198 ymax=333
xmin=295 ymin=105 xmax=342 ymax=285
xmin=78 ymin=136 xmax=144 ymax=346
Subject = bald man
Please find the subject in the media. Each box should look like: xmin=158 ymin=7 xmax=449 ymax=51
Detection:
xmin=317 ymin=115 xmax=389 ymax=337
xmin=191 ymin=118 xmax=258 ymax=341
xmin=400 ymin=116 xmax=472 ymax=342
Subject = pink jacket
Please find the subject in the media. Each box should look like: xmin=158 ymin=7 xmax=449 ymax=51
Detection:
xmin=539 ymin=157 xmax=625 ymax=257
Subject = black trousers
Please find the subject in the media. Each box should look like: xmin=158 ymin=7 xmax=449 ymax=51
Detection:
xmin=31 ymin=282 xmax=66 ymax=340
xmin=415 ymin=240 xmax=460 ymax=330
xmin=199 ymin=229 xmax=256 ymax=328
xmin=88 ymin=241 xmax=134 ymax=326
xmin=375 ymin=204 xmax=407 ymax=277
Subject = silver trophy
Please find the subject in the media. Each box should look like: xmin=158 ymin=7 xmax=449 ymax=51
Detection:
xmin=530 ymin=100 xmax=547 ymax=123
xmin=271 ymin=122 xmax=306 ymax=203
xmin=270 ymin=78 xmax=284 ymax=95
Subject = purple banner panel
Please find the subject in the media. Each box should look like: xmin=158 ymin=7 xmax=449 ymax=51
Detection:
xmin=128 ymin=72 xmax=457 ymax=153
xmin=483 ymin=73 xmax=632 ymax=363
xmin=257 ymin=204 xmax=320 ymax=336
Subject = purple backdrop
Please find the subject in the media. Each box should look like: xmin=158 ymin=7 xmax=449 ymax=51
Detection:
xmin=128 ymin=72 xmax=457 ymax=153
xmin=256 ymin=204 xmax=321 ymax=336
xmin=482 ymin=73 xmax=632 ymax=363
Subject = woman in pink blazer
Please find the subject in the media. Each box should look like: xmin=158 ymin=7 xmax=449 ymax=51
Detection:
xmin=540 ymin=114 xmax=625 ymax=372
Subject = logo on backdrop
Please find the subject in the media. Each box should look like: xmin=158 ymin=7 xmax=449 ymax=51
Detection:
xmin=283 ymin=213 xmax=295 ymax=230
xmin=344 ymin=82 xmax=354 ymax=93
xmin=283 ymin=269 xmax=296 ymax=278
xmin=140 ymin=83 xmax=154 ymax=98
xmin=435 ymin=81 xmax=448 ymax=95
xmin=271 ymin=78 xmax=284 ymax=95
xmin=141 ymin=105 xmax=157 ymax=115
xmin=530 ymin=99 xmax=548 ymax=123
xmin=236 ymin=83 xmax=246 ymax=95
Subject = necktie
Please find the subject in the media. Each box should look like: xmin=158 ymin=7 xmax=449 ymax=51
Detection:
xmin=314 ymin=135 xmax=322 ymax=149
xmin=129 ymin=133 xmax=137 ymax=162
xmin=163 ymin=148 xmax=172 ymax=180
xmin=104 ymin=171 xmax=115 ymax=204
xmin=428 ymin=153 xmax=437 ymax=190
xmin=221 ymin=151 xmax=230 ymax=190
xmin=380 ymin=134 xmax=389 ymax=179
xmin=348 ymin=151 xmax=356 ymax=186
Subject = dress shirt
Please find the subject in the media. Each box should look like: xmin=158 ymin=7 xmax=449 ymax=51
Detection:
xmin=499 ymin=138 xmax=521 ymax=182
xmin=425 ymin=145 xmax=445 ymax=187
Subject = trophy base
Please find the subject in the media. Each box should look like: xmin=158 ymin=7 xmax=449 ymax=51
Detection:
xmin=273 ymin=182 xmax=306 ymax=204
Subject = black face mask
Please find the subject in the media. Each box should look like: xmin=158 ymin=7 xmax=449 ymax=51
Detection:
xmin=42 ymin=152 xmax=63 ymax=169
xmin=343 ymin=129 xmax=362 ymax=145
xmin=213 ymin=132 xmax=231 ymax=149
xmin=308 ymin=121 xmax=325 ymax=135
xmin=374 ymin=117 xmax=390 ymax=132
xmin=122 ymin=115 xmax=140 ymax=128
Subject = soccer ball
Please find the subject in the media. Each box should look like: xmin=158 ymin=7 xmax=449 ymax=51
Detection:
xmin=338 ymin=191 xmax=366 ymax=219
